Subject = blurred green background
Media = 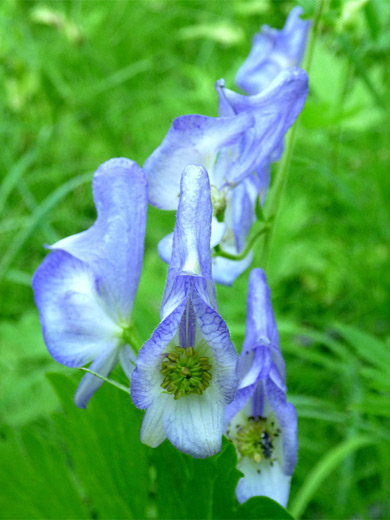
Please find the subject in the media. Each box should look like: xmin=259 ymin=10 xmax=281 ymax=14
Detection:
xmin=1 ymin=0 xmax=389 ymax=518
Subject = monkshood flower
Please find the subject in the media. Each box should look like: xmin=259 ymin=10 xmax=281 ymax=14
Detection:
xmin=213 ymin=68 xmax=308 ymax=282
xmin=236 ymin=6 xmax=311 ymax=95
xmin=32 ymin=158 xmax=148 ymax=408
xmin=131 ymin=164 xmax=238 ymax=458
xmin=225 ymin=269 xmax=297 ymax=507
xmin=145 ymin=68 xmax=308 ymax=285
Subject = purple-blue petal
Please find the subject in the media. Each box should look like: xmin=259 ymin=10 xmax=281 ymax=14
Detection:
xmin=32 ymin=250 xmax=121 ymax=368
xmin=163 ymin=386 xmax=225 ymax=458
xmin=166 ymin=164 xmax=214 ymax=286
xmin=232 ymin=176 xmax=258 ymax=253
xmin=212 ymin=253 xmax=253 ymax=287
xmin=236 ymin=457 xmax=291 ymax=507
xmin=217 ymin=68 xmax=309 ymax=185
xmin=265 ymin=376 xmax=298 ymax=475
xmin=243 ymin=269 xmax=280 ymax=354
xmin=130 ymin=296 xmax=188 ymax=409
xmin=74 ymin=345 xmax=120 ymax=408
xmin=236 ymin=6 xmax=311 ymax=95
xmin=50 ymin=158 xmax=148 ymax=323
xmin=144 ymin=113 xmax=254 ymax=209
xmin=191 ymin=286 xmax=238 ymax=403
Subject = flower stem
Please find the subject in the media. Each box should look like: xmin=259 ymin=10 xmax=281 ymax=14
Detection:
xmin=121 ymin=324 xmax=143 ymax=352
xmin=78 ymin=368 xmax=130 ymax=394
xmin=214 ymin=224 xmax=270 ymax=261
xmin=257 ymin=0 xmax=326 ymax=270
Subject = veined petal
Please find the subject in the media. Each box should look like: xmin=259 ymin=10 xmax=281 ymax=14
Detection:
xmin=167 ymin=165 xmax=213 ymax=283
xmin=265 ymin=377 xmax=298 ymax=475
xmin=236 ymin=6 xmax=310 ymax=95
xmin=144 ymin=113 xmax=254 ymax=209
xmin=224 ymin=385 xmax=254 ymax=427
xmin=235 ymin=31 xmax=277 ymax=95
xmin=131 ymin=297 xmax=188 ymax=409
xmin=157 ymin=218 xmax=226 ymax=268
xmin=74 ymin=345 xmax=119 ymax=409
xmin=217 ymin=68 xmax=308 ymax=185
xmin=243 ymin=269 xmax=279 ymax=353
xmin=191 ymin=288 xmax=238 ymax=403
xmin=212 ymin=253 xmax=253 ymax=287
xmin=140 ymin=394 xmax=169 ymax=448
xmin=239 ymin=346 xmax=273 ymax=389
xmin=50 ymin=158 xmax=148 ymax=324
xmin=224 ymin=346 xmax=272 ymax=425
xmin=163 ymin=385 xmax=224 ymax=458
xmin=281 ymin=6 xmax=311 ymax=67
xmin=236 ymin=457 xmax=291 ymax=507
xmin=232 ymin=177 xmax=258 ymax=253
xmin=32 ymin=250 xmax=121 ymax=368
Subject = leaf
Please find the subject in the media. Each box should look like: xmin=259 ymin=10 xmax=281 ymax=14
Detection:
xmin=333 ymin=323 xmax=390 ymax=368
xmin=0 ymin=425 xmax=88 ymax=519
xmin=0 ymin=311 xmax=62 ymax=425
xmin=47 ymin=373 xmax=149 ymax=520
xmin=289 ymin=436 xmax=376 ymax=519
xmin=151 ymin=436 xmax=293 ymax=519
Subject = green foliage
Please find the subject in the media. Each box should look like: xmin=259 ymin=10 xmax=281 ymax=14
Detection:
xmin=0 ymin=374 xmax=292 ymax=519
xmin=152 ymin=436 xmax=293 ymax=519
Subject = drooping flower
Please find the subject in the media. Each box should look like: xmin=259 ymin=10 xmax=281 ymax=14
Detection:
xmin=32 ymin=158 xmax=148 ymax=408
xmin=131 ymin=164 xmax=238 ymax=458
xmin=145 ymin=68 xmax=308 ymax=285
xmin=211 ymin=68 xmax=308 ymax=283
xmin=236 ymin=6 xmax=311 ymax=95
xmin=225 ymin=268 xmax=297 ymax=507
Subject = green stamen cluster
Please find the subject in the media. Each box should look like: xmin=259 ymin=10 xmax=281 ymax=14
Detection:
xmin=160 ymin=346 xmax=212 ymax=400
xmin=236 ymin=417 xmax=273 ymax=464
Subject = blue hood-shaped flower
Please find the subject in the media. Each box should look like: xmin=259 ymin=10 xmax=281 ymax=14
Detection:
xmin=146 ymin=69 xmax=308 ymax=286
xmin=131 ymin=165 xmax=238 ymax=458
xmin=236 ymin=6 xmax=311 ymax=95
xmin=225 ymin=269 xmax=297 ymax=507
xmin=213 ymin=69 xmax=308 ymax=284
xmin=32 ymin=158 xmax=148 ymax=408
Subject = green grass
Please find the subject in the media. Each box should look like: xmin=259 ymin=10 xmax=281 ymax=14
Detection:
xmin=1 ymin=0 xmax=389 ymax=519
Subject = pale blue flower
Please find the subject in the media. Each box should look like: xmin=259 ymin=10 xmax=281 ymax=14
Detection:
xmin=225 ymin=269 xmax=298 ymax=507
xmin=131 ymin=165 xmax=238 ymax=458
xmin=32 ymin=158 xmax=148 ymax=408
xmin=213 ymin=69 xmax=308 ymax=283
xmin=146 ymin=69 xmax=308 ymax=285
xmin=236 ymin=6 xmax=311 ymax=95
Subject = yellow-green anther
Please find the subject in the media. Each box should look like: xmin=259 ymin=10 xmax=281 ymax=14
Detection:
xmin=160 ymin=345 xmax=213 ymax=399
xmin=235 ymin=417 xmax=277 ymax=463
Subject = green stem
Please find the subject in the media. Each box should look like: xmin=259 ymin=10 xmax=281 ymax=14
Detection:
xmin=121 ymin=324 xmax=143 ymax=352
xmin=257 ymin=0 xmax=326 ymax=270
xmin=78 ymin=368 xmax=130 ymax=394
xmin=214 ymin=224 xmax=270 ymax=261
